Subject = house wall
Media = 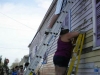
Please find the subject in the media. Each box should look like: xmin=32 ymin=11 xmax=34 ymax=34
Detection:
xmin=29 ymin=0 xmax=100 ymax=75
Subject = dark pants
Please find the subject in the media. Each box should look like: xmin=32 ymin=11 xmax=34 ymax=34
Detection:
xmin=53 ymin=55 xmax=70 ymax=67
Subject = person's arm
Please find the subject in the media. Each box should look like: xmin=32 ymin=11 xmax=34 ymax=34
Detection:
xmin=67 ymin=32 xmax=80 ymax=39
xmin=66 ymin=31 xmax=86 ymax=40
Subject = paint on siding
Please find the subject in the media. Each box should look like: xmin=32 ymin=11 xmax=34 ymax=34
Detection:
xmin=71 ymin=0 xmax=93 ymax=31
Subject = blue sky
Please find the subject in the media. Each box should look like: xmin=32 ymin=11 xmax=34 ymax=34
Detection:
xmin=0 ymin=0 xmax=53 ymax=66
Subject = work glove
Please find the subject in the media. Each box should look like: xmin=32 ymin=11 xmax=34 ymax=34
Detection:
xmin=79 ymin=30 xmax=86 ymax=34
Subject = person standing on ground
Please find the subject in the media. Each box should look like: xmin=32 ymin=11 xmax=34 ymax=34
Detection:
xmin=18 ymin=65 xmax=24 ymax=75
xmin=12 ymin=66 xmax=18 ymax=75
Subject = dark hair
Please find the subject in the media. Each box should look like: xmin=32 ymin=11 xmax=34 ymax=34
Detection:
xmin=25 ymin=62 xmax=29 ymax=67
xmin=15 ymin=66 xmax=19 ymax=68
xmin=60 ymin=29 xmax=69 ymax=35
xmin=19 ymin=65 xmax=23 ymax=69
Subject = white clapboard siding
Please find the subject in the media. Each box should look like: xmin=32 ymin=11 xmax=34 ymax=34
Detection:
xmin=73 ymin=50 xmax=100 ymax=75
xmin=71 ymin=0 xmax=92 ymax=22
xmin=71 ymin=0 xmax=93 ymax=31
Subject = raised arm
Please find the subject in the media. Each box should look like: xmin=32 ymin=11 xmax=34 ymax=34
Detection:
xmin=68 ymin=32 xmax=79 ymax=39
xmin=66 ymin=31 xmax=86 ymax=40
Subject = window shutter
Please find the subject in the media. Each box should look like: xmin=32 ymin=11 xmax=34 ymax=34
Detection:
xmin=96 ymin=0 xmax=100 ymax=46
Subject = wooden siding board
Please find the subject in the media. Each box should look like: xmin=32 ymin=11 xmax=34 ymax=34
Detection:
xmin=71 ymin=8 xmax=92 ymax=27
xmin=48 ymin=49 xmax=56 ymax=54
xmin=47 ymin=59 xmax=53 ymax=62
xmin=78 ymin=63 xmax=95 ymax=69
xmin=49 ymin=46 xmax=57 ymax=51
xmin=47 ymin=46 xmax=56 ymax=53
xmin=83 ymin=41 xmax=93 ymax=48
xmin=71 ymin=0 xmax=90 ymax=12
xmin=82 ymin=46 xmax=93 ymax=54
xmin=86 ymin=32 xmax=93 ymax=38
xmin=48 ymin=42 xmax=57 ymax=49
xmin=48 ymin=55 xmax=53 ymax=61
xmin=81 ymin=49 xmax=100 ymax=59
xmin=71 ymin=15 xmax=93 ymax=31
xmin=43 ymin=65 xmax=54 ymax=68
xmin=46 ymin=63 xmax=54 ymax=66
xmin=48 ymin=51 xmax=56 ymax=56
xmin=84 ymin=35 xmax=93 ymax=44
xmin=78 ymin=68 xmax=94 ymax=72
xmin=86 ymin=29 xmax=93 ymax=34
xmin=47 ymin=56 xmax=53 ymax=61
xmin=71 ymin=0 xmax=92 ymax=22
xmin=70 ymin=0 xmax=93 ymax=32
xmin=75 ymin=55 xmax=100 ymax=64
xmin=46 ymin=62 xmax=54 ymax=66
xmin=47 ymin=58 xmax=53 ymax=63
xmin=95 ymin=62 xmax=100 ymax=67
xmin=71 ymin=18 xmax=93 ymax=32
xmin=77 ymin=73 xmax=100 ymax=75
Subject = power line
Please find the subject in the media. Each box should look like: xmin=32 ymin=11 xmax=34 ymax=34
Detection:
xmin=0 ymin=12 xmax=37 ymax=31
xmin=0 ymin=26 xmax=36 ymax=31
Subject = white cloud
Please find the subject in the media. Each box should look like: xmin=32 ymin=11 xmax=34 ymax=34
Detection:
xmin=0 ymin=48 xmax=29 ymax=66
xmin=35 ymin=0 xmax=52 ymax=9
xmin=0 ymin=0 xmax=53 ymax=67
xmin=0 ymin=3 xmax=15 ymax=13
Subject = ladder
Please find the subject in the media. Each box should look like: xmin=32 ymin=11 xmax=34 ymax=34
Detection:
xmin=24 ymin=0 xmax=75 ymax=75
xmin=67 ymin=34 xmax=85 ymax=75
